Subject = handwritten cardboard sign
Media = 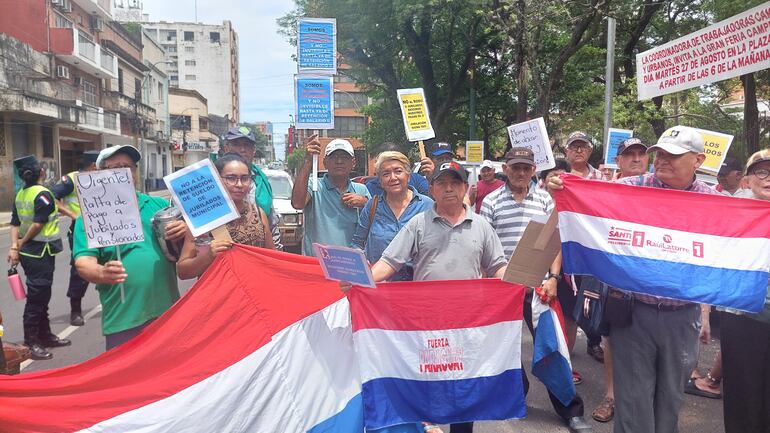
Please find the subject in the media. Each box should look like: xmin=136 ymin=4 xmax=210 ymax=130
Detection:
xmin=506 ymin=117 xmax=556 ymax=171
xmin=502 ymin=212 xmax=561 ymax=288
xmin=314 ymin=243 xmax=376 ymax=288
xmin=466 ymin=141 xmax=484 ymax=164
xmin=694 ymin=128 xmax=734 ymax=174
xmin=163 ymin=159 xmax=239 ymax=238
xmin=297 ymin=18 xmax=337 ymax=75
xmin=397 ymin=88 xmax=436 ymax=142
xmin=604 ymin=128 xmax=634 ymax=169
xmin=76 ymin=168 xmax=143 ymax=249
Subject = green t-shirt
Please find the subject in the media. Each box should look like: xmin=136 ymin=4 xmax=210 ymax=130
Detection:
xmin=73 ymin=193 xmax=180 ymax=336
xmin=251 ymin=163 xmax=274 ymax=216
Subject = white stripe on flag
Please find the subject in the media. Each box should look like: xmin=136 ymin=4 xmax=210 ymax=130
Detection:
xmin=559 ymin=211 xmax=770 ymax=272
xmin=354 ymin=321 xmax=522 ymax=383
xmin=78 ymin=299 xmax=360 ymax=433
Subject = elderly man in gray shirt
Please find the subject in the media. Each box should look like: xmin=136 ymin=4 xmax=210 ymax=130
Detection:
xmin=346 ymin=161 xmax=507 ymax=433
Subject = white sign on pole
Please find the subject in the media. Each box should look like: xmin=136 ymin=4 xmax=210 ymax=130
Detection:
xmin=636 ymin=2 xmax=770 ymax=100
xmin=397 ymin=88 xmax=436 ymax=142
xmin=163 ymin=159 xmax=240 ymax=238
xmin=76 ymin=168 xmax=144 ymax=249
xmin=506 ymin=117 xmax=556 ymax=171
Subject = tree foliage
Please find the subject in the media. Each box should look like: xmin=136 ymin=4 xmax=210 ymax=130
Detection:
xmin=279 ymin=0 xmax=770 ymax=163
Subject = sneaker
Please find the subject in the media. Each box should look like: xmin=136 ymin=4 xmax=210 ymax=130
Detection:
xmin=587 ymin=344 xmax=604 ymax=363
xmin=70 ymin=312 xmax=85 ymax=326
xmin=572 ymin=370 xmax=583 ymax=385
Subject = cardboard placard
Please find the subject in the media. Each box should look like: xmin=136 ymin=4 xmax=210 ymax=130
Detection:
xmin=163 ymin=159 xmax=240 ymax=238
xmin=506 ymin=118 xmax=556 ymax=171
xmin=76 ymin=168 xmax=144 ymax=249
xmin=297 ymin=18 xmax=337 ymax=75
xmin=295 ymin=75 xmax=335 ymax=130
xmin=694 ymin=128 xmax=734 ymax=174
xmin=466 ymin=141 xmax=484 ymax=164
xmin=502 ymin=212 xmax=561 ymax=288
xmin=314 ymin=243 xmax=376 ymax=288
xmin=604 ymin=128 xmax=634 ymax=169
xmin=397 ymin=88 xmax=436 ymax=142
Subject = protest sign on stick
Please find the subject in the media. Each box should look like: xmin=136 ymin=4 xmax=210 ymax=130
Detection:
xmin=76 ymin=168 xmax=144 ymax=302
xmin=397 ymin=88 xmax=435 ymax=158
xmin=506 ymin=118 xmax=556 ymax=171
xmin=503 ymin=212 xmax=561 ymax=288
xmin=604 ymin=128 xmax=634 ymax=169
xmin=163 ymin=159 xmax=239 ymax=239
xmin=297 ymin=18 xmax=337 ymax=75
xmin=466 ymin=141 xmax=484 ymax=164
xmin=694 ymin=128 xmax=734 ymax=174
xmin=296 ymin=76 xmax=335 ymax=191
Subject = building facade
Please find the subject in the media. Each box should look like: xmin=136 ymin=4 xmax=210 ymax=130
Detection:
xmin=140 ymin=28 xmax=172 ymax=189
xmin=142 ymin=21 xmax=239 ymax=123
xmin=169 ymin=87 xmax=217 ymax=170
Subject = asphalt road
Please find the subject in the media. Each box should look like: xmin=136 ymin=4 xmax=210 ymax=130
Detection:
xmin=0 ymin=221 xmax=725 ymax=432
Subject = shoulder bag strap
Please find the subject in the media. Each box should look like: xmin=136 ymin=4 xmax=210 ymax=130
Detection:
xmin=362 ymin=195 xmax=379 ymax=249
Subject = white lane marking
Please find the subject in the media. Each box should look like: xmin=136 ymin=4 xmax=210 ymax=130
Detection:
xmin=19 ymin=304 xmax=103 ymax=371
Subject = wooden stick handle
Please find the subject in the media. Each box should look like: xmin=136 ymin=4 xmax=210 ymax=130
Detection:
xmin=418 ymin=140 xmax=427 ymax=159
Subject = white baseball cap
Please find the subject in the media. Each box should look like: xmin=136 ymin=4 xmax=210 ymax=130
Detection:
xmin=324 ymin=139 xmax=355 ymax=157
xmin=96 ymin=145 xmax=141 ymax=168
xmin=480 ymin=160 xmax=495 ymax=169
xmin=648 ymin=126 xmax=705 ymax=155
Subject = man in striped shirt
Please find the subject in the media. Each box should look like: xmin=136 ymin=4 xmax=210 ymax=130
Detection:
xmin=481 ymin=147 xmax=593 ymax=433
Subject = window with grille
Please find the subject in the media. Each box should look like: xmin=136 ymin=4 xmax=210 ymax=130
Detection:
xmin=82 ymin=79 xmax=97 ymax=106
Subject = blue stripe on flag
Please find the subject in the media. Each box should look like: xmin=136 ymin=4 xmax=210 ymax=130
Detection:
xmin=308 ymin=394 xmax=364 ymax=433
xmin=361 ymin=369 xmax=526 ymax=429
xmin=562 ymin=242 xmax=768 ymax=312
xmin=532 ymin=307 xmax=576 ymax=407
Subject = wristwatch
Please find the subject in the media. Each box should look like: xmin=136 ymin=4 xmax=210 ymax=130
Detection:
xmin=546 ymin=272 xmax=562 ymax=282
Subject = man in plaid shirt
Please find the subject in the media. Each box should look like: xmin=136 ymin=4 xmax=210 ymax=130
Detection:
xmin=549 ymin=125 xmax=716 ymax=433
xmin=565 ymin=131 xmax=603 ymax=180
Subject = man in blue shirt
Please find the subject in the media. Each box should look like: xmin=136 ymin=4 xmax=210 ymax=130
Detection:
xmin=291 ymin=136 xmax=370 ymax=257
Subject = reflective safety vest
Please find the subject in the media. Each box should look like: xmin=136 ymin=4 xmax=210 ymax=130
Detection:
xmin=62 ymin=171 xmax=81 ymax=216
xmin=15 ymin=185 xmax=60 ymax=243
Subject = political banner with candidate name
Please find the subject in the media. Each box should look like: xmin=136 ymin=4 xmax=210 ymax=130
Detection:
xmin=397 ymin=88 xmax=436 ymax=142
xmin=604 ymin=128 xmax=634 ymax=169
xmin=506 ymin=118 xmax=556 ymax=171
xmin=297 ymin=18 xmax=337 ymax=75
xmin=76 ymin=168 xmax=143 ymax=249
xmin=163 ymin=159 xmax=240 ymax=238
xmin=295 ymin=76 xmax=335 ymax=130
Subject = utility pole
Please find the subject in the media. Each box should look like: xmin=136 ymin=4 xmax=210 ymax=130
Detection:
xmin=469 ymin=60 xmax=477 ymax=142
xmin=602 ymin=17 xmax=616 ymax=152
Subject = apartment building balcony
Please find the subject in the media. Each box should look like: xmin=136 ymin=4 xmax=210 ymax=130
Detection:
xmin=50 ymin=27 xmax=117 ymax=79
xmin=70 ymin=0 xmax=112 ymax=21
xmin=58 ymin=102 xmax=120 ymax=135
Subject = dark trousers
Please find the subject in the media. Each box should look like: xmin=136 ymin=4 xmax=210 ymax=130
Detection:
xmin=66 ymin=223 xmax=89 ymax=300
xmin=720 ymin=311 xmax=770 ymax=433
xmin=448 ymin=295 xmax=585 ymax=433
xmin=20 ymin=253 xmax=56 ymax=342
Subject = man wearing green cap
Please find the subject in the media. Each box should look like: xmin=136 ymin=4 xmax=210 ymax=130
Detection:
xmin=51 ymin=150 xmax=99 ymax=326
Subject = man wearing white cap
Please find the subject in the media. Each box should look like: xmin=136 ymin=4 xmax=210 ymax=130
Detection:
xmin=468 ymin=160 xmax=503 ymax=213
xmin=291 ymin=135 xmax=370 ymax=257
xmin=549 ymin=126 xmax=716 ymax=433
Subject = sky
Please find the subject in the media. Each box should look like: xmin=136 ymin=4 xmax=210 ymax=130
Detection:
xmin=143 ymin=0 xmax=297 ymax=160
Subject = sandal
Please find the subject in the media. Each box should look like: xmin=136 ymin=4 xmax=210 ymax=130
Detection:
xmin=684 ymin=377 xmax=722 ymax=399
xmin=572 ymin=370 xmax=583 ymax=385
xmin=592 ymin=397 xmax=615 ymax=422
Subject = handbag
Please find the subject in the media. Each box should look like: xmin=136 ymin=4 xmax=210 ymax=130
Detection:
xmin=361 ymin=195 xmax=379 ymax=249
xmin=572 ymin=276 xmax=609 ymax=336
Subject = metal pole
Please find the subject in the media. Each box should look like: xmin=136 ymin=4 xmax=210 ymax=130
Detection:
xmin=602 ymin=17 xmax=616 ymax=151
xmin=469 ymin=66 xmax=477 ymax=141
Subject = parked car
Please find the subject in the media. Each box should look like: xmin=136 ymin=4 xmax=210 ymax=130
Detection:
xmin=264 ymin=169 xmax=303 ymax=248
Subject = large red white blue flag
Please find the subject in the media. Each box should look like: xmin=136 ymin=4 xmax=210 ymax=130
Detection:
xmin=348 ymin=280 xmax=527 ymax=429
xmin=554 ymin=175 xmax=770 ymax=312
xmin=530 ymin=296 xmax=575 ymax=407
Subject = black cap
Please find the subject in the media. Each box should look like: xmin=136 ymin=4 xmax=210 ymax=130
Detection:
xmin=430 ymin=142 xmax=453 ymax=157
xmin=504 ymin=147 xmax=536 ymax=167
xmin=617 ymin=138 xmax=647 ymax=156
xmin=718 ymin=156 xmax=742 ymax=176
xmin=432 ymin=161 xmax=468 ymax=183
xmin=13 ymin=155 xmax=38 ymax=172
xmin=82 ymin=150 xmax=100 ymax=165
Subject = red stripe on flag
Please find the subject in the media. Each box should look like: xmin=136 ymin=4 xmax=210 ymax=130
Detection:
xmin=0 ymin=246 xmax=344 ymax=432
xmin=553 ymin=174 xmax=770 ymax=238
xmin=349 ymin=279 xmax=525 ymax=332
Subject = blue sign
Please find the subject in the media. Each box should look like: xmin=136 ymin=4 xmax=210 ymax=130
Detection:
xmin=314 ymin=244 xmax=376 ymax=288
xmin=295 ymin=76 xmax=334 ymax=129
xmin=164 ymin=159 xmax=240 ymax=237
xmin=298 ymin=18 xmax=336 ymax=74
xmin=604 ymin=128 xmax=634 ymax=168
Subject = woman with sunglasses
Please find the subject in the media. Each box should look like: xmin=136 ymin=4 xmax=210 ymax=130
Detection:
xmin=177 ymin=153 xmax=274 ymax=279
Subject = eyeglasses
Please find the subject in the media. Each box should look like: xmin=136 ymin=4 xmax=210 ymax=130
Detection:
xmin=567 ymin=144 xmax=591 ymax=152
xmin=326 ymin=154 xmax=353 ymax=162
xmin=751 ymin=168 xmax=770 ymax=179
xmin=222 ymin=175 xmax=253 ymax=186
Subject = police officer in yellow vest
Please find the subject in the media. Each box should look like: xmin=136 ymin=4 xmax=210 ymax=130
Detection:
xmin=51 ymin=150 xmax=99 ymax=326
xmin=6 ymin=155 xmax=71 ymax=360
